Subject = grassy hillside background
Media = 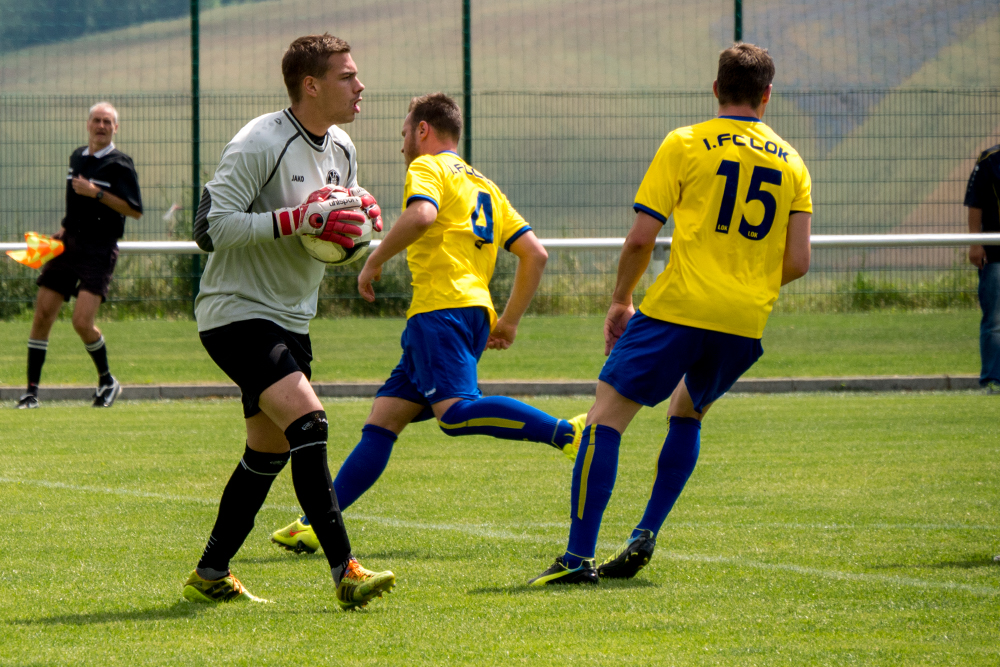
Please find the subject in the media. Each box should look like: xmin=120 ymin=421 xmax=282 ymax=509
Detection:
xmin=1 ymin=0 xmax=998 ymax=315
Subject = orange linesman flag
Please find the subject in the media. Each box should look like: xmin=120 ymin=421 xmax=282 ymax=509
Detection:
xmin=5 ymin=232 xmax=65 ymax=269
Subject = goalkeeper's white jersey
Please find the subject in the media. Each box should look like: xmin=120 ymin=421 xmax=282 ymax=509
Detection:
xmin=193 ymin=109 xmax=358 ymax=333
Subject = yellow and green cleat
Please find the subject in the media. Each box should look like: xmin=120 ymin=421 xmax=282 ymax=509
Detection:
xmin=561 ymin=413 xmax=588 ymax=463
xmin=528 ymin=556 xmax=599 ymax=586
xmin=182 ymin=570 xmax=269 ymax=603
xmin=271 ymin=517 xmax=320 ymax=554
xmin=335 ymin=558 xmax=396 ymax=610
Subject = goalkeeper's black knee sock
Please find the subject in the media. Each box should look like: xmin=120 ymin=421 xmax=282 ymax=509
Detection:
xmin=197 ymin=445 xmax=289 ymax=576
xmin=26 ymin=338 xmax=47 ymax=394
xmin=285 ymin=411 xmax=353 ymax=573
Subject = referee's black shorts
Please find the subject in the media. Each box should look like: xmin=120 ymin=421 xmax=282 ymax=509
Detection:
xmin=37 ymin=237 xmax=119 ymax=302
xmin=199 ymin=318 xmax=313 ymax=419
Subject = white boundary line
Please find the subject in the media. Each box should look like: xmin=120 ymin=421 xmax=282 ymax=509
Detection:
xmin=3 ymin=476 xmax=996 ymax=597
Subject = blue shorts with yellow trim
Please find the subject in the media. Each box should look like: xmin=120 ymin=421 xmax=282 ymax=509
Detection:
xmin=599 ymin=312 xmax=762 ymax=413
xmin=375 ymin=306 xmax=490 ymax=422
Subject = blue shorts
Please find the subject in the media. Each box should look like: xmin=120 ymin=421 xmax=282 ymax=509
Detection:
xmin=376 ymin=307 xmax=490 ymax=422
xmin=599 ymin=312 xmax=763 ymax=413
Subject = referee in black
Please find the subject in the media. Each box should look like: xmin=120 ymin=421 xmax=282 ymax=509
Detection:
xmin=17 ymin=102 xmax=143 ymax=409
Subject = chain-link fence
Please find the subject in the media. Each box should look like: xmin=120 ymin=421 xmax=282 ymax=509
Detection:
xmin=1 ymin=0 xmax=998 ymax=317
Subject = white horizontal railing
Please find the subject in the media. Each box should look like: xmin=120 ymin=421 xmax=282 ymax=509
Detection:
xmin=1 ymin=234 xmax=999 ymax=255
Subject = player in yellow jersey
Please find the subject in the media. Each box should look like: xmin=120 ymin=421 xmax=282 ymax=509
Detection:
xmin=271 ymin=93 xmax=584 ymax=557
xmin=530 ymin=44 xmax=813 ymax=585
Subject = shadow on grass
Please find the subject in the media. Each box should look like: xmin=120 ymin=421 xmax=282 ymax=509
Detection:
xmin=870 ymin=557 xmax=999 ymax=570
xmin=235 ymin=549 xmax=431 ymax=565
xmin=467 ymin=579 xmax=657 ymax=596
xmin=8 ymin=601 xmax=209 ymax=627
xmin=929 ymin=558 xmax=999 ymax=570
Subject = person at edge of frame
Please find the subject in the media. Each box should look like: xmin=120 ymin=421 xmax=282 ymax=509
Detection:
xmin=17 ymin=101 xmax=143 ymax=410
xmin=180 ymin=33 xmax=394 ymax=610
xmin=964 ymin=143 xmax=1000 ymax=397
xmin=529 ymin=42 xmax=813 ymax=585
xmin=269 ymin=92 xmax=587 ymax=559
xmin=965 ymin=142 xmax=1000 ymax=566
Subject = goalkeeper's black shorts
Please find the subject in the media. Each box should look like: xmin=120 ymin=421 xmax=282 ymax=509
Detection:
xmin=199 ymin=318 xmax=313 ymax=418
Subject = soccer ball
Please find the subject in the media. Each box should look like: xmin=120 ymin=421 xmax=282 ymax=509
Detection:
xmin=300 ymin=218 xmax=373 ymax=266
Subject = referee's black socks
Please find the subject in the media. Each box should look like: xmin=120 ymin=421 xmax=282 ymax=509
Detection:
xmin=26 ymin=338 xmax=47 ymax=395
xmin=284 ymin=411 xmax=354 ymax=575
xmin=84 ymin=335 xmax=112 ymax=384
xmin=197 ymin=445 xmax=289 ymax=578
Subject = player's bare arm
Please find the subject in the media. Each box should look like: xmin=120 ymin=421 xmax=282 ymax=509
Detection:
xmin=781 ymin=211 xmax=811 ymax=285
xmin=604 ymin=211 xmax=662 ymax=355
xmin=487 ymin=230 xmax=547 ymax=350
xmin=357 ymin=199 xmax=437 ymax=302
xmin=968 ymin=207 xmax=986 ymax=268
xmin=71 ymin=175 xmax=142 ymax=219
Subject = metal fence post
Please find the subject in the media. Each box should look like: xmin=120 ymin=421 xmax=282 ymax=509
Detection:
xmin=190 ymin=0 xmax=202 ymax=315
xmin=462 ymin=0 xmax=472 ymax=164
xmin=734 ymin=0 xmax=742 ymax=42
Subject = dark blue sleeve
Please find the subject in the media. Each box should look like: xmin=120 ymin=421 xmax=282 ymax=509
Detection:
xmin=504 ymin=226 xmax=532 ymax=251
xmin=633 ymin=203 xmax=667 ymax=224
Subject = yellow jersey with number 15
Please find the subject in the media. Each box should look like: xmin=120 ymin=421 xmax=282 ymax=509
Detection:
xmin=635 ymin=116 xmax=812 ymax=339
xmin=403 ymin=150 xmax=532 ymax=328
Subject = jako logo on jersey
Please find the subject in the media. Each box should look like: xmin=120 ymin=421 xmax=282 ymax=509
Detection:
xmin=326 ymin=169 xmax=340 ymax=186
xmin=291 ymin=175 xmax=305 ymax=182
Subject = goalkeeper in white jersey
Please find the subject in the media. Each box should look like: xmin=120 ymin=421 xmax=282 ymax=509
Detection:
xmin=181 ymin=34 xmax=394 ymax=610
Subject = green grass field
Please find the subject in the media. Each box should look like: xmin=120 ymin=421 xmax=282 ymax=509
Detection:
xmin=1 ymin=392 xmax=997 ymax=665
xmin=0 ymin=311 xmax=982 ymax=388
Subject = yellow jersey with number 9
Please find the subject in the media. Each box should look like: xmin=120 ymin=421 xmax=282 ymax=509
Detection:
xmin=635 ymin=116 xmax=812 ymax=339
xmin=402 ymin=150 xmax=532 ymax=327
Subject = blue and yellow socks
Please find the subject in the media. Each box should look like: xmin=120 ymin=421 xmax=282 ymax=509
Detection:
xmin=304 ymin=399 xmax=573 ymax=528
xmin=332 ymin=424 xmax=398 ymax=511
xmin=634 ymin=416 xmax=701 ymax=538
xmin=564 ymin=424 xmax=621 ymax=568
xmin=438 ymin=397 xmax=575 ymax=448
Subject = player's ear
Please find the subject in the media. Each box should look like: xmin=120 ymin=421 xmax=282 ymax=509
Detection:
xmin=712 ymin=80 xmax=719 ymax=100
xmin=301 ymin=75 xmax=318 ymax=99
xmin=417 ymin=120 xmax=430 ymax=141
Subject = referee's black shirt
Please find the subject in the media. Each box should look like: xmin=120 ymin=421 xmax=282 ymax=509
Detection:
xmin=63 ymin=144 xmax=143 ymax=247
xmin=965 ymin=144 xmax=1000 ymax=265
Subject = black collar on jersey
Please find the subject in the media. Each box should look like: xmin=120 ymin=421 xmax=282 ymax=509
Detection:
xmin=718 ymin=115 xmax=762 ymax=122
xmin=284 ymin=108 xmax=329 ymax=152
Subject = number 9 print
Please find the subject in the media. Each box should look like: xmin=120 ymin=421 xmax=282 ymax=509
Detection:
xmin=470 ymin=191 xmax=494 ymax=247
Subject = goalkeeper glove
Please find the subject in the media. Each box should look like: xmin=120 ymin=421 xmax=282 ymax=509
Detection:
xmin=348 ymin=186 xmax=383 ymax=232
xmin=273 ymin=187 xmax=366 ymax=246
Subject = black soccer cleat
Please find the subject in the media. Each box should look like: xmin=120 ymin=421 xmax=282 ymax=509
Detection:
xmin=597 ymin=529 xmax=656 ymax=579
xmin=92 ymin=376 xmax=122 ymax=408
xmin=17 ymin=393 xmax=39 ymax=409
xmin=528 ymin=556 xmax=599 ymax=586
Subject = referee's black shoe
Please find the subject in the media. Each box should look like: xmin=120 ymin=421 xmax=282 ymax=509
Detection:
xmin=597 ymin=529 xmax=656 ymax=579
xmin=17 ymin=393 xmax=39 ymax=409
xmin=93 ymin=376 xmax=122 ymax=408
